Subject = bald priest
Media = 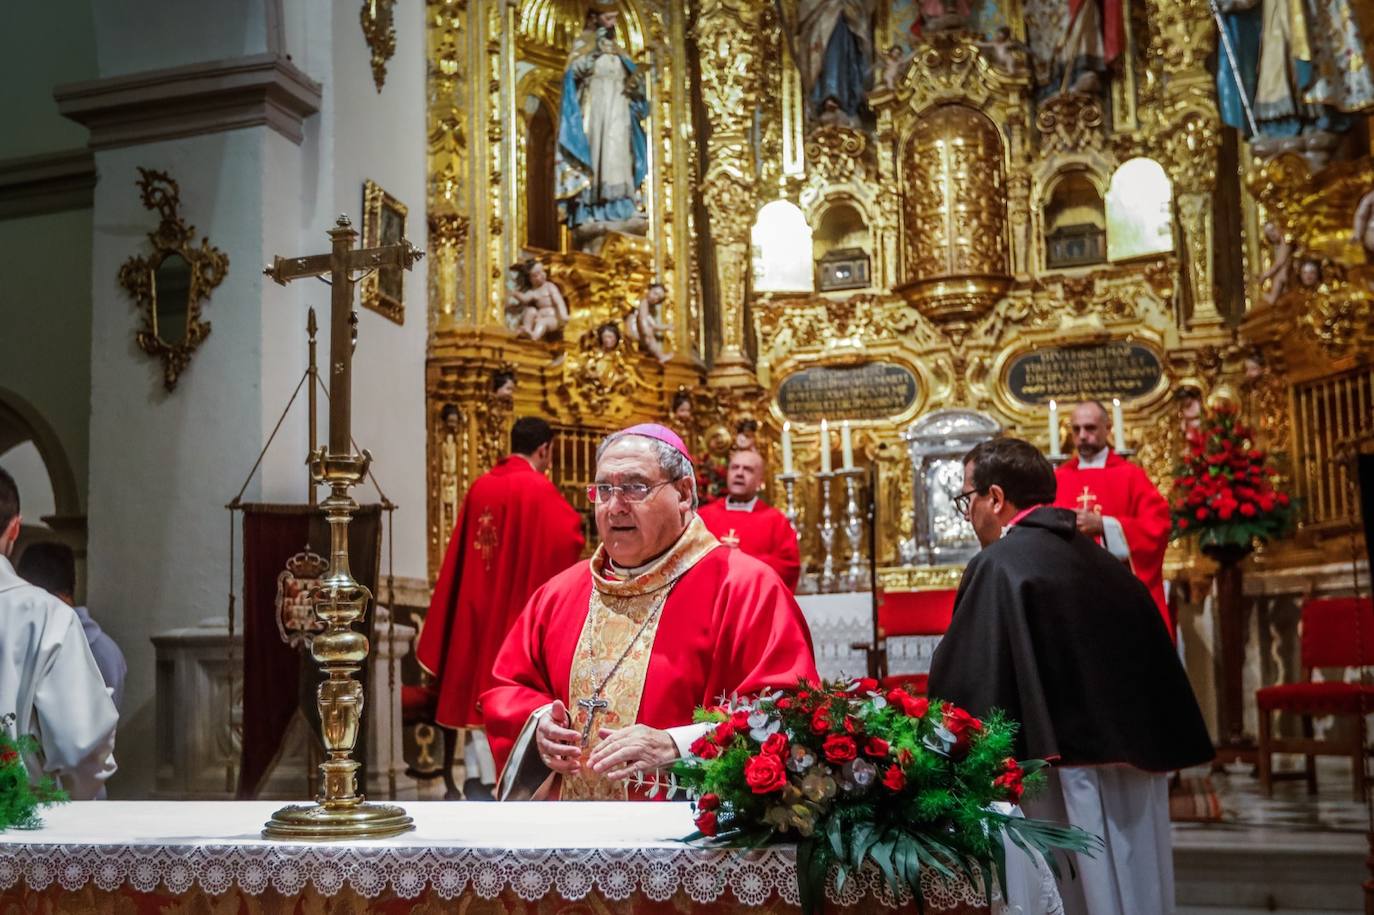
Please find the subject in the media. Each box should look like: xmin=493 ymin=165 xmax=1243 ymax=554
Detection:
xmin=484 ymin=424 xmax=819 ymax=800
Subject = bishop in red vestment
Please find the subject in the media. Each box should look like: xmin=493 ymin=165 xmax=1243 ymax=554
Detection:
xmin=417 ymin=417 xmax=585 ymax=732
xmin=1054 ymin=402 xmax=1171 ymax=632
xmin=697 ymin=449 xmax=800 ymax=591
xmin=483 ymin=424 xmax=818 ymax=801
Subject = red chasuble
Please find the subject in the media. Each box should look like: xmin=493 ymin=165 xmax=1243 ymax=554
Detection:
xmin=697 ymin=499 xmax=801 ymax=592
xmin=482 ymin=522 xmax=818 ymax=798
xmin=417 ymin=456 xmax=585 ymax=729
xmin=1054 ymin=450 xmax=1172 ymax=632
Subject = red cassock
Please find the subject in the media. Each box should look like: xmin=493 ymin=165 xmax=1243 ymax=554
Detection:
xmin=416 ymin=456 xmax=585 ymax=729
xmin=1054 ymin=450 xmax=1172 ymax=633
xmin=482 ymin=547 xmax=819 ymax=779
xmin=696 ymin=499 xmax=801 ymax=592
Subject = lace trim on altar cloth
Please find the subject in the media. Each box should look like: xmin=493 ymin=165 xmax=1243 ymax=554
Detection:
xmin=0 ymin=843 xmax=994 ymax=909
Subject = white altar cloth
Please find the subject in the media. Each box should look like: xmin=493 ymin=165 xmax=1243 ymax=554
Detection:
xmin=0 ymin=801 xmax=995 ymax=910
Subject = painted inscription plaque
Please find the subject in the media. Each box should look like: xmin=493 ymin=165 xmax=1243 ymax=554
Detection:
xmin=1004 ymin=341 xmax=1164 ymax=405
xmin=777 ymin=362 xmax=919 ymax=422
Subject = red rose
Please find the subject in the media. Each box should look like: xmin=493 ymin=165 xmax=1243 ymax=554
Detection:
xmin=903 ymin=695 xmax=930 ymax=718
xmin=1196 ymin=507 xmax=1209 ymax=520
xmin=698 ymin=792 xmax=721 ymax=811
xmin=882 ymin=764 xmax=906 ymax=791
xmin=942 ymin=705 xmax=983 ymax=738
xmin=1239 ymin=503 xmax=1256 ymax=517
xmin=695 ymin=809 xmax=719 ymax=836
xmin=1277 ymin=492 xmax=1290 ymax=506
xmin=994 ymin=760 xmax=1025 ymax=803
xmin=864 ymin=737 xmax=890 ymax=758
xmin=690 ymin=734 xmax=720 ymax=760
xmin=730 ymin=710 xmax=751 ymax=730
xmin=856 ymin=677 xmax=879 ymax=693
xmin=776 ymin=697 xmax=793 ymax=710
xmin=810 ymin=704 xmax=832 ymax=734
xmin=744 ymin=752 xmax=789 ymax=794
xmin=843 ymin=716 xmax=862 ymax=735
xmin=714 ymin=721 xmax=737 ymax=745
xmin=761 ymin=732 xmax=789 ymax=757
xmin=1177 ymin=519 xmax=1190 ymax=530
xmin=822 ymin=734 xmax=858 ymax=764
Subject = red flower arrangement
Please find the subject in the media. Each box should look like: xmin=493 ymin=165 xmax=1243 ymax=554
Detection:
xmin=668 ymin=679 xmax=1099 ymax=914
xmin=0 ymin=713 xmax=67 ymax=830
xmin=1169 ymin=403 xmax=1294 ymax=553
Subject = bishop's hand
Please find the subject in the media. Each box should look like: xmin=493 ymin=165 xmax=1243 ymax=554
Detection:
xmin=587 ymin=724 xmax=679 ymax=781
xmin=1075 ymin=509 xmax=1105 ymax=538
xmin=536 ymin=700 xmax=583 ymax=776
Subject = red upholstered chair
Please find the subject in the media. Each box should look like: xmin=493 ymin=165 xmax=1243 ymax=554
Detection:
xmin=850 ymin=589 xmax=958 ymax=695
xmin=1256 ymin=596 xmax=1374 ymax=800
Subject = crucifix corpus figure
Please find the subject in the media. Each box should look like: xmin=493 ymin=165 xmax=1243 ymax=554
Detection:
xmin=258 ymin=214 xmax=422 ymax=841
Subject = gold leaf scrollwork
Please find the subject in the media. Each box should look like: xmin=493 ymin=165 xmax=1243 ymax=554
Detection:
xmin=1034 ymin=92 xmax=1104 ymax=157
xmin=360 ymin=0 xmax=398 ymax=93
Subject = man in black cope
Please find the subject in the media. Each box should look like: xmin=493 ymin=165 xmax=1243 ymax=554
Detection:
xmin=928 ymin=437 xmax=1213 ymax=915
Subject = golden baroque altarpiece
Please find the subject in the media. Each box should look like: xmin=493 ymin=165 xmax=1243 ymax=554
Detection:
xmin=421 ymin=0 xmax=1373 ymax=585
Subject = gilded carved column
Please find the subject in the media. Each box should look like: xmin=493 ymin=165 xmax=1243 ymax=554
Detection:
xmin=693 ymin=0 xmax=764 ymax=371
xmin=427 ymin=0 xmax=471 ymax=328
xmin=1143 ymin=0 xmax=1226 ymax=336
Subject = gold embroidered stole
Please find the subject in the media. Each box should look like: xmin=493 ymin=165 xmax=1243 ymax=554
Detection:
xmin=561 ymin=516 xmax=720 ymax=800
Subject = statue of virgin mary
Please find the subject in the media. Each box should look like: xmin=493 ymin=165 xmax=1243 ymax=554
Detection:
xmin=555 ymin=2 xmax=649 ymax=247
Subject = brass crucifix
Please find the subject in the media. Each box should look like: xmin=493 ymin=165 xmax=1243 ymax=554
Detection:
xmin=578 ymin=695 xmax=612 ymax=748
xmin=260 ymin=215 xmax=422 ymax=842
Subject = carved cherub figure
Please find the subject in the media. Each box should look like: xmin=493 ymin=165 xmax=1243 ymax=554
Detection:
xmin=625 ymin=282 xmax=673 ymax=362
xmin=1258 ymin=221 xmax=1293 ymax=305
xmin=877 ymin=45 xmax=911 ymax=91
xmin=977 ymin=26 xmax=1029 ymax=76
xmin=508 ymin=259 xmax=569 ymax=342
xmin=1352 ymin=187 xmax=1374 ymax=256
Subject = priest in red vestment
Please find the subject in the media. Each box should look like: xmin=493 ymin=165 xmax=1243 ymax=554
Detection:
xmin=1054 ymin=401 xmax=1172 ymax=632
xmin=697 ymin=449 xmax=800 ymax=591
xmin=417 ymin=417 xmax=585 ymax=777
xmin=483 ymin=424 xmax=818 ymax=801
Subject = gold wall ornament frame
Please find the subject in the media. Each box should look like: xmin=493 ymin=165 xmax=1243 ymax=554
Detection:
xmin=361 ymin=179 xmax=408 ymax=324
xmin=117 ymin=167 xmax=228 ymax=392
xmin=360 ymin=0 xmax=397 ymax=92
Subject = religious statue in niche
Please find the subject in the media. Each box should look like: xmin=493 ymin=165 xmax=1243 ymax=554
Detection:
xmin=490 ymin=368 xmax=517 ymax=401
xmin=667 ymin=387 xmax=697 ymax=449
xmin=1214 ymin=0 xmax=1374 ymax=160
xmin=734 ymin=418 xmax=759 ymax=452
xmin=624 ymin=282 xmax=672 ymax=362
xmin=1023 ymin=0 xmax=1122 ymax=98
xmin=795 ymin=0 xmax=877 ymax=129
xmin=507 ymin=258 xmax=569 ymax=341
xmin=439 ymin=403 xmax=462 ymax=537
xmin=1258 ymin=221 xmax=1294 ymax=304
xmin=555 ymin=1 xmax=649 ymax=250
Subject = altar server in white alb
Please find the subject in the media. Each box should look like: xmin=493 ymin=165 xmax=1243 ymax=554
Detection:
xmin=0 ymin=466 xmax=118 ymax=799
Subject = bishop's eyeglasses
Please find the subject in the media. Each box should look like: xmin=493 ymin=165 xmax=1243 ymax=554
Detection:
xmin=952 ymin=488 xmax=985 ymax=519
xmin=587 ymin=480 xmax=674 ymax=503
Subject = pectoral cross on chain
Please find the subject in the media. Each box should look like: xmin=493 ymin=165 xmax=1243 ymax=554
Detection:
xmin=578 ymin=695 xmax=611 ymax=748
xmin=1075 ymin=485 xmax=1098 ymax=513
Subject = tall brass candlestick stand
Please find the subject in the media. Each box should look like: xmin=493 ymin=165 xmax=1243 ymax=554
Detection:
xmin=260 ymin=215 xmax=421 ymax=840
xmin=839 ymin=468 xmax=867 ymax=591
xmin=816 ymin=471 xmax=837 ymax=593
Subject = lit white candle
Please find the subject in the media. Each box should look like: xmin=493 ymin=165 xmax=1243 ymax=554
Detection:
xmin=819 ymin=418 xmax=832 ymax=473
xmin=1048 ymin=400 xmax=1061 ymax=458
xmin=841 ymin=421 xmax=854 ymax=470
xmin=1112 ymin=398 xmax=1126 ymax=452
xmin=781 ymin=421 xmax=794 ymax=474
